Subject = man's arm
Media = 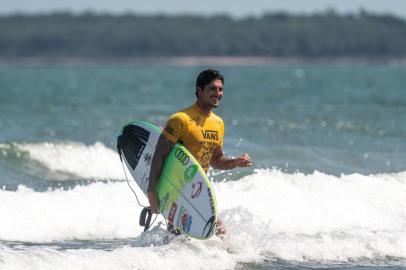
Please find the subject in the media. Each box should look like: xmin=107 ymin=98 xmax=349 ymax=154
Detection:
xmin=210 ymin=146 xmax=252 ymax=170
xmin=147 ymin=134 xmax=175 ymax=214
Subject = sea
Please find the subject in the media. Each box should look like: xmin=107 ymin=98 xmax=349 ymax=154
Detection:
xmin=0 ymin=62 xmax=406 ymax=270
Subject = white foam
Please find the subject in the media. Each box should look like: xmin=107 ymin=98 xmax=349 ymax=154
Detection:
xmin=0 ymin=241 xmax=240 ymax=270
xmin=215 ymin=169 xmax=406 ymax=261
xmin=16 ymin=141 xmax=124 ymax=180
xmin=0 ymin=180 xmax=248 ymax=269
xmin=0 ymin=182 xmax=145 ymax=242
xmin=1 ymin=169 xmax=406 ymax=268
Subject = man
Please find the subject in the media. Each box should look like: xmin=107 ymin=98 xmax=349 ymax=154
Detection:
xmin=147 ymin=69 xmax=252 ymax=234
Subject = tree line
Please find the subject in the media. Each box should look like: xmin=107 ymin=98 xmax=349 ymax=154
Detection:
xmin=1 ymin=11 xmax=406 ymax=58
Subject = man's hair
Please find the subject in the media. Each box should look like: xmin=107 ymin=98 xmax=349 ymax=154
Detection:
xmin=195 ymin=69 xmax=224 ymax=97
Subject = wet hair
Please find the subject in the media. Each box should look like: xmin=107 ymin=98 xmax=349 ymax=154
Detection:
xmin=195 ymin=69 xmax=224 ymax=98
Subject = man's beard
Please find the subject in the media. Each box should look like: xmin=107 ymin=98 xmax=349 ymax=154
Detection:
xmin=209 ymin=97 xmax=221 ymax=108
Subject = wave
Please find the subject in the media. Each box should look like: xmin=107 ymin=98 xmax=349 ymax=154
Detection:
xmin=215 ymin=169 xmax=406 ymax=261
xmin=1 ymin=169 xmax=406 ymax=267
xmin=1 ymin=141 xmax=124 ymax=181
xmin=0 ymin=240 xmax=237 ymax=270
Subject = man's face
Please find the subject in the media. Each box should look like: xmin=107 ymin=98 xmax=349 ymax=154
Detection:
xmin=197 ymin=79 xmax=224 ymax=108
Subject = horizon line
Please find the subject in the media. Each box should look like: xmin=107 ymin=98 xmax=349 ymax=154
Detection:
xmin=0 ymin=8 xmax=404 ymax=19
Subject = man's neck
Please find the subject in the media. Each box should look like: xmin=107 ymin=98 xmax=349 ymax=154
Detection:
xmin=196 ymin=100 xmax=212 ymax=115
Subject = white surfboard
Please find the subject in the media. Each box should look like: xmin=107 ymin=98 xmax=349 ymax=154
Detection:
xmin=117 ymin=121 xmax=218 ymax=239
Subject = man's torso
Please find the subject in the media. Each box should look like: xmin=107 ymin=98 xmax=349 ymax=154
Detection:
xmin=163 ymin=103 xmax=224 ymax=172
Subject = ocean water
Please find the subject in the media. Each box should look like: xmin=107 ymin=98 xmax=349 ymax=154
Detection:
xmin=0 ymin=63 xmax=406 ymax=270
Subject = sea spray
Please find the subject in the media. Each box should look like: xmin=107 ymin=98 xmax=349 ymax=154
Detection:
xmin=1 ymin=169 xmax=406 ymax=263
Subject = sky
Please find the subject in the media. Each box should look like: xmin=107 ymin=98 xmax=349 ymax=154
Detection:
xmin=1 ymin=0 xmax=406 ymax=18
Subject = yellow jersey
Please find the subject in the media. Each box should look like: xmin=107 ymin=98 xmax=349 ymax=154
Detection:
xmin=162 ymin=103 xmax=224 ymax=172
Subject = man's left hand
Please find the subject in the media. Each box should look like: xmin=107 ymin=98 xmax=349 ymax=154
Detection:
xmin=235 ymin=153 xmax=252 ymax=167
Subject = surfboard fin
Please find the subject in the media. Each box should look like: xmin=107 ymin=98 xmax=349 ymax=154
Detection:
xmin=139 ymin=207 xmax=152 ymax=232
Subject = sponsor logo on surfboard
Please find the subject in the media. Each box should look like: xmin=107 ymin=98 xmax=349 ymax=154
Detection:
xmin=191 ymin=182 xmax=203 ymax=199
xmin=176 ymin=206 xmax=186 ymax=228
xmin=175 ymin=148 xmax=190 ymax=165
xmin=202 ymin=215 xmax=215 ymax=238
xmin=177 ymin=206 xmax=192 ymax=233
xmin=184 ymin=164 xmax=198 ymax=182
xmin=160 ymin=193 xmax=170 ymax=211
xmin=180 ymin=209 xmax=193 ymax=233
xmin=184 ymin=215 xmax=193 ymax=233
xmin=207 ymin=187 xmax=215 ymax=215
xmin=143 ymin=152 xmax=152 ymax=166
xmin=168 ymin=202 xmax=177 ymax=224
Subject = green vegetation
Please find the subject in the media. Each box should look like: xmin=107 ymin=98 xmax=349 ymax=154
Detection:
xmin=1 ymin=11 xmax=406 ymax=58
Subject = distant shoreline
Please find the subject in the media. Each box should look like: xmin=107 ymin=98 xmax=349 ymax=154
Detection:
xmin=1 ymin=56 xmax=406 ymax=66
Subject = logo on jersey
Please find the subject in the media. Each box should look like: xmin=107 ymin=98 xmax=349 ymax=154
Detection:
xmin=201 ymin=130 xmax=219 ymax=141
xmin=164 ymin=125 xmax=175 ymax=136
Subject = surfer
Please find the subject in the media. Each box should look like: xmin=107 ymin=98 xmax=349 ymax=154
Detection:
xmin=147 ymin=69 xmax=252 ymax=235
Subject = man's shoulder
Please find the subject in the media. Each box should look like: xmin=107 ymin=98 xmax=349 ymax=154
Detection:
xmin=169 ymin=108 xmax=190 ymax=122
xmin=163 ymin=109 xmax=190 ymax=140
xmin=210 ymin=111 xmax=224 ymax=125
xmin=169 ymin=104 xmax=197 ymax=122
xmin=180 ymin=104 xmax=196 ymax=115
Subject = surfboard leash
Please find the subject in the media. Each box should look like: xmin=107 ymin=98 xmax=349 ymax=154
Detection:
xmin=118 ymin=153 xmax=159 ymax=231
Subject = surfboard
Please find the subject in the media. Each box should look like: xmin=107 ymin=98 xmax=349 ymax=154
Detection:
xmin=117 ymin=120 xmax=218 ymax=239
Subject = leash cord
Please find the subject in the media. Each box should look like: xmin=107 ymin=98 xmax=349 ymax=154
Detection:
xmin=120 ymin=157 xmax=159 ymax=230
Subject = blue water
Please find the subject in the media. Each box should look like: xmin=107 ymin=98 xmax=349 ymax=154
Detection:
xmin=0 ymin=63 xmax=406 ymax=269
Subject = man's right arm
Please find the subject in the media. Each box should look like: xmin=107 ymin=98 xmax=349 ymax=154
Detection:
xmin=147 ymin=134 xmax=175 ymax=214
